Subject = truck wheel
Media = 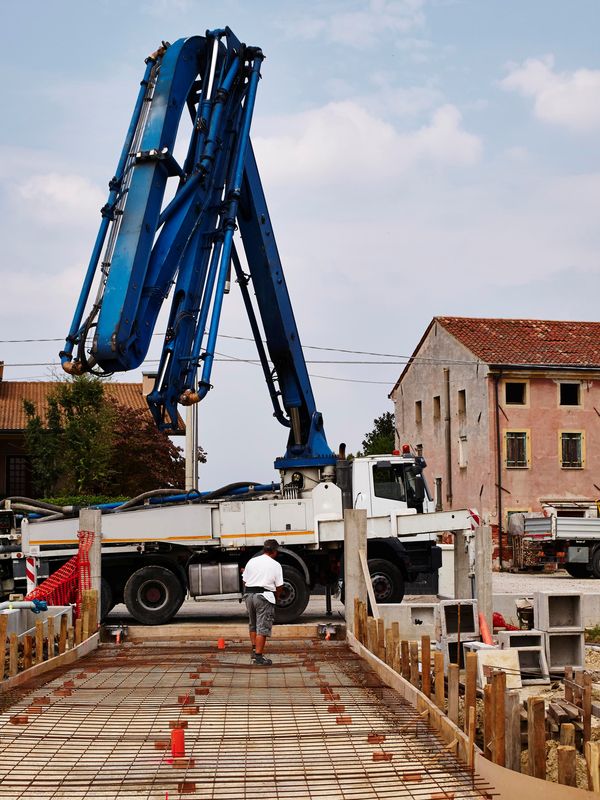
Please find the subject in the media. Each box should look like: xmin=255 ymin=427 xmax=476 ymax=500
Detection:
xmin=275 ymin=566 xmax=309 ymax=624
xmin=590 ymin=548 xmax=600 ymax=579
xmin=123 ymin=565 xmax=184 ymax=625
xmin=368 ymin=558 xmax=405 ymax=603
xmin=100 ymin=577 xmax=114 ymax=620
xmin=565 ymin=563 xmax=591 ymax=579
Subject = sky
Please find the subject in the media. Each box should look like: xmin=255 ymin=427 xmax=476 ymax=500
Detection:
xmin=2 ymin=0 xmax=600 ymax=488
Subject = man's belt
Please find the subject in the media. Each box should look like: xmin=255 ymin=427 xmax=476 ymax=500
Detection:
xmin=244 ymin=586 xmax=270 ymax=594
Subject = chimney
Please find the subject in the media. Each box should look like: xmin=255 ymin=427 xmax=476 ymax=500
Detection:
xmin=142 ymin=371 xmax=156 ymax=397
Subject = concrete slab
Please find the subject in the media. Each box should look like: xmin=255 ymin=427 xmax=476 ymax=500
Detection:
xmin=476 ymin=648 xmax=522 ymax=689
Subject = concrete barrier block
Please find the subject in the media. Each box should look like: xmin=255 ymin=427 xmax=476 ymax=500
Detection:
xmin=545 ymin=632 xmax=585 ymax=670
xmin=439 ymin=599 xmax=479 ymax=639
xmin=534 ymin=591 xmax=583 ymax=632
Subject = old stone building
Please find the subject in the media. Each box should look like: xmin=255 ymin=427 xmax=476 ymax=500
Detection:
xmin=389 ymin=317 xmax=600 ymax=566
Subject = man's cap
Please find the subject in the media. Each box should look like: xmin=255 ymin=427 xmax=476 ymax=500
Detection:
xmin=263 ymin=538 xmax=280 ymax=551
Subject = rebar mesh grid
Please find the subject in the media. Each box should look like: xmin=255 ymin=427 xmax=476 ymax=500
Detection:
xmin=0 ymin=640 xmax=496 ymax=799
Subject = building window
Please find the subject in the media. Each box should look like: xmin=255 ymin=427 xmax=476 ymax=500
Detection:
xmin=458 ymin=389 xmax=466 ymax=414
xmin=433 ymin=396 xmax=441 ymax=421
xmin=560 ymin=383 xmax=581 ymax=406
xmin=560 ymin=432 xmax=584 ymax=468
xmin=6 ymin=456 xmax=32 ymax=496
xmin=505 ymin=382 xmax=526 ymax=405
xmin=505 ymin=431 xmax=529 ymax=468
xmin=415 ymin=400 xmax=422 ymax=425
xmin=458 ymin=435 xmax=468 ymax=468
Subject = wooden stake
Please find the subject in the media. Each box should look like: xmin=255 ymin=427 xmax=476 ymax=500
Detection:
xmin=9 ymin=632 xmax=18 ymax=677
xmin=483 ymin=683 xmax=493 ymax=760
xmin=434 ymin=651 xmax=445 ymax=711
xmin=409 ymin=641 xmax=419 ymax=687
xmin=464 ymin=651 xmax=477 ymax=733
xmin=574 ymin=669 xmax=584 ymax=708
xmin=385 ymin=629 xmax=394 ymax=668
xmin=421 ymin=635 xmax=431 ymax=698
xmin=492 ymin=670 xmax=506 ymax=767
xmin=447 ymin=663 xmax=459 ymax=724
xmin=360 ymin=602 xmax=368 ymax=647
xmin=376 ymin=618 xmax=385 ymax=661
xmin=586 ymin=741 xmax=600 ymax=792
xmin=0 ymin=614 xmax=8 ymax=680
xmin=47 ymin=616 xmax=55 ymax=660
xmin=505 ymin=689 xmax=521 ymax=773
xmin=82 ymin=589 xmax=91 ymax=641
xmin=58 ymin=614 xmax=67 ymax=655
xmin=68 ymin=625 xmax=75 ymax=650
xmin=527 ymin=696 xmax=546 ymax=780
xmin=564 ymin=665 xmax=574 ymax=703
xmin=468 ymin=705 xmax=476 ymax=769
xmin=367 ymin=617 xmax=378 ymax=655
xmin=35 ymin=619 xmax=44 ymax=665
xmin=583 ymin=671 xmax=592 ymax=745
xmin=354 ymin=598 xmax=361 ymax=641
xmin=560 ymin=722 xmax=576 ymax=748
xmin=557 ymin=745 xmax=577 ymax=787
xmin=401 ymin=640 xmax=410 ymax=680
xmin=23 ymin=634 xmax=33 ymax=670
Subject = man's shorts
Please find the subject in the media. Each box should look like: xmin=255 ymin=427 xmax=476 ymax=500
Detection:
xmin=244 ymin=594 xmax=275 ymax=636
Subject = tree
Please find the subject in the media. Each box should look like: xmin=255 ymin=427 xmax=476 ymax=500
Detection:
xmin=23 ymin=376 xmax=199 ymax=498
xmin=357 ymin=411 xmax=395 ymax=457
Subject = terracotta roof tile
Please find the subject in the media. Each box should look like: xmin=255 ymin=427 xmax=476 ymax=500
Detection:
xmin=0 ymin=381 xmax=184 ymax=432
xmin=436 ymin=317 xmax=600 ymax=368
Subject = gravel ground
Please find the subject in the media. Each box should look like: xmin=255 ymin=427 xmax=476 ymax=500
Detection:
xmin=492 ymin=569 xmax=600 ymax=594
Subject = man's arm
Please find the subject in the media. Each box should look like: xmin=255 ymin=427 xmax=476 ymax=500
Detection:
xmin=274 ymin=563 xmax=284 ymax=602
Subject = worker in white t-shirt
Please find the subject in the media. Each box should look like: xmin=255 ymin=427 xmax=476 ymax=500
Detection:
xmin=242 ymin=539 xmax=284 ymax=666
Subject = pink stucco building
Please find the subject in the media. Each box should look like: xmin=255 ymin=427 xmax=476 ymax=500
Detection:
xmin=389 ymin=317 xmax=600 ymax=567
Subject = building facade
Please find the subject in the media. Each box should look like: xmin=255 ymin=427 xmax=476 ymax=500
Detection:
xmin=389 ymin=318 xmax=600 ymax=566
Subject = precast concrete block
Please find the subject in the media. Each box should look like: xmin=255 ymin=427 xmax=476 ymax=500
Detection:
xmin=378 ymin=602 xmax=438 ymax=640
xmin=545 ymin=631 xmax=585 ymax=671
xmin=441 ymin=637 xmax=479 ymax=670
xmin=439 ymin=599 xmax=479 ymax=639
xmin=476 ymin=647 xmax=522 ymax=689
xmin=516 ymin=648 xmax=551 ymax=685
xmin=534 ymin=592 xmax=583 ymax=632
xmin=497 ymin=629 xmax=545 ymax=649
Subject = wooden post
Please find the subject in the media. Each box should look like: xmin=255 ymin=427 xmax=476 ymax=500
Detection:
xmin=75 ymin=618 xmax=83 ymax=646
xmin=586 ymin=741 xmax=600 ymax=792
xmin=409 ymin=641 xmax=419 ymax=687
xmin=367 ymin=617 xmax=378 ymax=654
xmin=23 ymin=634 xmax=33 ymax=670
xmin=35 ymin=619 xmax=44 ymax=665
xmin=58 ymin=614 xmax=68 ymax=654
xmin=376 ymin=618 xmax=385 ymax=661
xmin=574 ymin=669 xmax=584 ymax=708
xmin=9 ymin=632 xmax=18 ymax=677
xmin=67 ymin=625 xmax=75 ymax=650
xmin=354 ymin=598 xmax=362 ymax=642
xmin=564 ymin=666 xmax=574 ymax=703
xmin=527 ymin=697 xmax=546 ymax=780
xmin=560 ymin=723 xmax=576 ymax=748
xmin=464 ymin=651 xmax=477 ymax=733
xmin=421 ymin=635 xmax=431 ymax=698
xmin=557 ymin=746 xmax=577 ymax=787
xmin=385 ymin=628 xmax=394 ymax=668
xmin=447 ymin=663 xmax=459 ymax=724
xmin=0 ymin=614 xmax=7 ymax=680
xmin=583 ymin=671 xmax=592 ymax=745
xmin=492 ymin=670 xmax=506 ymax=766
xmin=434 ymin=651 xmax=445 ymax=711
xmin=82 ymin=589 xmax=91 ymax=641
xmin=468 ymin=705 xmax=476 ymax=769
xmin=47 ymin=615 xmax=55 ymax=659
xmin=401 ymin=640 xmax=410 ymax=679
xmin=505 ymin=689 xmax=521 ymax=773
xmin=483 ymin=683 xmax=493 ymax=759
xmin=79 ymin=508 xmax=102 ymax=626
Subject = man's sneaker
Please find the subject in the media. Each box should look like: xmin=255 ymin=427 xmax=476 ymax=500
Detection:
xmin=250 ymin=648 xmax=256 ymax=663
xmin=252 ymin=654 xmax=272 ymax=666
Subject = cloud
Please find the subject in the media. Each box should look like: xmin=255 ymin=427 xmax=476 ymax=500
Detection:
xmin=16 ymin=173 xmax=104 ymax=226
xmin=283 ymin=0 xmax=426 ymax=49
xmin=254 ymin=101 xmax=482 ymax=186
xmin=501 ymin=55 xmax=600 ymax=132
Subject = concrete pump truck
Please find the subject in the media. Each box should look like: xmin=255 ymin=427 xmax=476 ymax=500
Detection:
xmin=1 ymin=29 xmax=470 ymax=624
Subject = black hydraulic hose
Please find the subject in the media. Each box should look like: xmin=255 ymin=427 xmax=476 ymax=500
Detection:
xmin=3 ymin=497 xmax=66 ymax=513
xmin=201 ymin=482 xmax=263 ymax=502
xmin=114 ymin=488 xmax=189 ymax=512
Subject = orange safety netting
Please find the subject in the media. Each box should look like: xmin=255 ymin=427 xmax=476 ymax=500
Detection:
xmin=25 ymin=530 xmax=95 ymax=619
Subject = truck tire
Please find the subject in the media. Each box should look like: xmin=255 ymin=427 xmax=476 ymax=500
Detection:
xmin=590 ymin=548 xmax=600 ymax=579
xmin=368 ymin=558 xmax=405 ymax=604
xmin=123 ymin=565 xmax=185 ymax=625
xmin=565 ymin=563 xmax=591 ymax=579
xmin=100 ymin=577 xmax=114 ymax=620
xmin=275 ymin=566 xmax=309 ymax=624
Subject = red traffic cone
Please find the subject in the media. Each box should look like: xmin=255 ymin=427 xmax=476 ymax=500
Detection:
xmin=217 ymin=637 xmax=226 ymax=650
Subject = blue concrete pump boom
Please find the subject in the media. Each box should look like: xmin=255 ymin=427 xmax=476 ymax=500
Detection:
xmin=60 ymin=29 xmax=335 ymax=471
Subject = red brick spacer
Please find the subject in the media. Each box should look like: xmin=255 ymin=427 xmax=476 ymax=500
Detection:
xmin=373 ymin=752 xmax=393 ymax=762
xmin=336 ymin=715 xmax=352 ymax=725
xmin=367 ymin=733 xmax=386 ymax=744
